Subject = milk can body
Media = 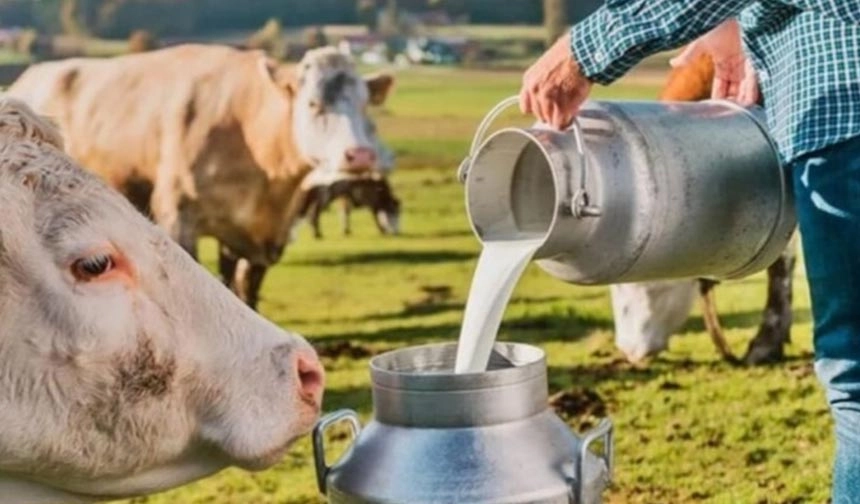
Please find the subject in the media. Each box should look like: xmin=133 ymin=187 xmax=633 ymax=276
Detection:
xmin=313 ymin=342 xmax=613 ymax=503
xmin=461 ymin=98 xmax=796 ymax=284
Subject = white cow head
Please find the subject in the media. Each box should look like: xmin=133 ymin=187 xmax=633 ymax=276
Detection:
xmin=0 ymin=98 xmax=324 ymax=503
xmin=610 ymin=281 xmax=698 ymax=362
xmin=290 ymin=47 xmax=394 ymax=176
xmin=261 ymin=46 xmax=394 ymax=178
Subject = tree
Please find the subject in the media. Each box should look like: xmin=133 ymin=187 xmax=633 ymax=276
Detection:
xmin=543 ymin=0 xmax=567 ymax=48
xmin=377 ymin=0 xmax=399 ymax=35
xmin=60 ymin=0 xmax=88 ymax=36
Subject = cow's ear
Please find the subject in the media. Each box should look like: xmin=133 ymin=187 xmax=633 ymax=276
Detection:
xmin=364 ymin=73 xmax=394 ymax=106
xmin=0 ymin=97 xmax=64 ymax=150
xmin=258 ymin=57 xmax=297 ymax=96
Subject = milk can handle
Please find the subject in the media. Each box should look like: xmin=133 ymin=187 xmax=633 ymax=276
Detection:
xmin=312 ymin=409 xmax=362 ymax=495
xmin=574 ymin=418 xmax=614 ymax=504
xmin=458 ymin=95 xmax=600 ymax=219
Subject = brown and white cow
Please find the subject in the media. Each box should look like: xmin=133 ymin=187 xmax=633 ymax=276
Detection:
xmin=0 ymin=97 xmax=324 ymax=503
xmin=7 ymin=44 xmax=395 ymax=309
xmin=610 ymin=52 xmax=798 ymax=365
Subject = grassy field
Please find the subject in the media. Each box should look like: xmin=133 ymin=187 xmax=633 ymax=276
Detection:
xmin=117 ymin=66 xmax=830 ymax=504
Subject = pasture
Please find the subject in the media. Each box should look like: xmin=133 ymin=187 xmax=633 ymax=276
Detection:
xmin=118 ymin=66 xmax=829 ymax=504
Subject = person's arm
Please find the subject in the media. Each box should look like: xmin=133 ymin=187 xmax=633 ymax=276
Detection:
xmin=572 ymin=0 xmax=754 ymax=85
xmin=520 ymin=0 xmax=755 ymax=128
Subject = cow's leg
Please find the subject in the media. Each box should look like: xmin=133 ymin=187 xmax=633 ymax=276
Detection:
xmin=150 ymin=162 xmax=199 ymax=259
xmin=743 ymin=238 xmax=798 ymax=364
xmin=218 ymin=243 xmax=240 ymax=286
xmin=340 ymin=198 xmax=353 ymax=236
xmin=698 ymin=279 xmax=740 ymax=364
xmin=175 ymin=208 xmax=198 ymax=260
xmin=309 ymin=197 xmax=324 ymax=240
xmin=232 ymin=259 xmax=268 ymax=310
xmin=151 ymin=195 xmax=198 ymax=260
xmin=217 ymin=245 xmax=267 ymax=310
xmin=372 ymin=207 xmax=388 ymax=235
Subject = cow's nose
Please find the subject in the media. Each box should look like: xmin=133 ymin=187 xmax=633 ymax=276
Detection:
xmin=344 ymin=146 xmax=376 ymax=171
xmin=294 ymin=349 xmax=325 ymax=408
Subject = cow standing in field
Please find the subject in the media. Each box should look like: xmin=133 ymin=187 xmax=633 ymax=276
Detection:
xmin=7 ymin=44 xmax=395 ymax=309
xmin=296 ymin=125 xmax=400 ymax=239
xmin=297 ymin=174 xmax=402 ymax=239
xmin=610 ymin=52 xmax=798 ymax=365
xmin=0 ymin=98 xmax=324 ymax=503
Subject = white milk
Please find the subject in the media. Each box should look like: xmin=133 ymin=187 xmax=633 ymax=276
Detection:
xmin=454 ymin=238 xmax=543 ymax=373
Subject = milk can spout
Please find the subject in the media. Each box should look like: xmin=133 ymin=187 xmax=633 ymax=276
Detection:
xmin=459 ymin=96 xmax=602 ymax=223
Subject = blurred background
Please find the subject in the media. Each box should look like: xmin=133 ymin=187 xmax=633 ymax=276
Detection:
xmin=0 ymin=0 xmax=647 ymax=77
xmin=0 ymin=2 xmax=830 ymax=503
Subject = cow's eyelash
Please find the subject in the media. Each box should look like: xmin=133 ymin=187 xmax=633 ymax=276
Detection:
xmin=71 ymin=253 xmax=114 ymax=281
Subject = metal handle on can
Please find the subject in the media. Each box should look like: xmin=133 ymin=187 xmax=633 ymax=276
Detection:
xmin=312 ymin=409 xmax=362 ymax=495
xmin=573 ymin=418 xmax=614 ymax=503
xmin=458 ymin=95 xmax=600 ymax=219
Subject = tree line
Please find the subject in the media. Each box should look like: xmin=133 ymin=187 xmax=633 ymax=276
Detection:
xmin=0 ymin=0 xmax=601 ymax=39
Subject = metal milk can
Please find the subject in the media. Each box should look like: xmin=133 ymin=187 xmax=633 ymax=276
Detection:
xmin=313 ymin=342 xmax=613 ymax=503
xmin=458 ymin=97 xmax=796 ymax=284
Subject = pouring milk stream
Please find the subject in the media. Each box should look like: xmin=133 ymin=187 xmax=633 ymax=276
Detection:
xmin=453 ymin=97 xmax=586 ymax=374
xmin=454 ymin=239 xmax=542 ymax=373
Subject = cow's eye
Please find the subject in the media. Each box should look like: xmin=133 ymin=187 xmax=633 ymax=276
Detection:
xmin=71 ymin=253 xmax=115 ymax=281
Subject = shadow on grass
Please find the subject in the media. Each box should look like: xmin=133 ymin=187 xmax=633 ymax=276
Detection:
xmin=547 ymin=349 xmax=816 ymax=395
xmin=425 ymin=229 xmax=476 ymax=239
xmin=547 ymin=360 xmax=661 ymax=391
xmin=683 ymin=307 xmax=811 ymax=333
xmin=361 ymin=301 xmax=465 ymax=321
xmin=313 ymin=309 xmax=613 ymax=347
xmin=289 ymin=249 xmax=475 ymax=267
xmin=321 ymin=385 xmax=373 ymax=414
xmin=358 ymin=295 xmax=584 ymax=322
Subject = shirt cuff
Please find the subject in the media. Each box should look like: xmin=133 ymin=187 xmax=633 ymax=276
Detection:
xmin=570 ymin=10 xmax=642 ymax=85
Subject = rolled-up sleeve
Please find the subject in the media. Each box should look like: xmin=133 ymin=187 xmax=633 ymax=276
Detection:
xmin=571 ymin=0 xmax=753 ymax=84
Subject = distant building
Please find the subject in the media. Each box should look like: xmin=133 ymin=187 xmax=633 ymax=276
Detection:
xmin=337 ymin=33 xmax=390 ymax=64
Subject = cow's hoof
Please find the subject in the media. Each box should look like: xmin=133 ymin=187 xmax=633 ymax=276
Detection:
xmin=743 ymin=345 xmax=785 ymax=365
xmin=743 ymin=330 xmax=787 ymax=365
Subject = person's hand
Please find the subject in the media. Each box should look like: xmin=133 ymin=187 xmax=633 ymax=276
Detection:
xmin=519 ymin=32 xmax=592 ymax=130
xmin=670 ymin=19 xmax=760 ymax=106
xmin=735 ymin=58 xmax=760 ymax=106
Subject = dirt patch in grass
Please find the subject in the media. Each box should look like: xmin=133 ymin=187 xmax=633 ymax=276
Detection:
xmin=549 ymin=387 xmax=608 ymax=430
xmin=315 ymin=341 xmax=379 ymax=360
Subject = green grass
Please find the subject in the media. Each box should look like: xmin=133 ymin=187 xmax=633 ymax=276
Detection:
xmin=371 ymin=66 xmax=671 ymax=170
xmin=115 ymin=67 xmax=830 ymax=504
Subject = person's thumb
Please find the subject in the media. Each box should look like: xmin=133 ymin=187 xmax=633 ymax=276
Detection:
xmin=670 ymin=42 xmax=702 ymax=68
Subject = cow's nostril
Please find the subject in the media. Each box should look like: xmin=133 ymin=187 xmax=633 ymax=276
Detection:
xmin=344 ymin=147 xmax=377 ymax=168
xmin=295 ymin=351 xmax=325 ymax=407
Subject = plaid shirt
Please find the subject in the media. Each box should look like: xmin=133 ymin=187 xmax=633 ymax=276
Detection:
xmin=570 ymin=1 xmax=860 ymax=162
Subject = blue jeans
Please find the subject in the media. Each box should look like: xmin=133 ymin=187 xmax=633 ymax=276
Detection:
xmin=793 ymin=135 xmax=860 ymax=503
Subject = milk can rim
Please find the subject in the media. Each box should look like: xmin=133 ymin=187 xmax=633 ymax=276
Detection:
xmin=369 ymin=341 xmax=547 ymax=391
xmin=463 ymin=126 xmax=561 ymax=251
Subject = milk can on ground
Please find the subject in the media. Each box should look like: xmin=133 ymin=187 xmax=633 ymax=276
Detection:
xmin=313 ymin=342 xmax=613 ymax=504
